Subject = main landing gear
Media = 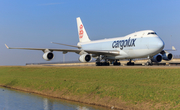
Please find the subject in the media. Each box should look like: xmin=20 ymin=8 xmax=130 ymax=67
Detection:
xmin=96 ymin=56 xmax=110 ymax=66
xmin=127 ymin=59 xmax=134 ymax=65
xmin=96 ymin=62 xmax=110 ymax=66
xmin=113 ymin=60 xmax=121 ymax=66
xmin=95 ymin=55 xmax=121 ymax=66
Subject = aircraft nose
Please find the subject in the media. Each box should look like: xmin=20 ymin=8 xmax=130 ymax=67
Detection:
xmin=156 ymin=38 xmax=165 ymax=50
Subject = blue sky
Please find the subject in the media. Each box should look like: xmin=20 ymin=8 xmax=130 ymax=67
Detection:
xmin=0 ymin=0 xmax=180 ymax=65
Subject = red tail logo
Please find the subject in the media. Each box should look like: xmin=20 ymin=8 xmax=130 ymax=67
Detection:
xmin=79 ymin=24 xmax=83 ymax=38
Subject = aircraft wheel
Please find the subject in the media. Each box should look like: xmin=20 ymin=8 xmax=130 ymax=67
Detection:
xmin=96 ymin=62 xmax=110 ymax=66
xmin=101 ymin=62 xmax=110 ymax=66
xmin=145 ymin=62 xmax=152 ymax=66
xmin=127 ymin=62 xmax=134 ymax=66
xmin=113 ymin=62 xmax=121 ymax=66
xmin=113 ymin=62 xmax=117 ymax=66
xmin=104 ymin=62 xmax=110 ymax=66
xmin=96 ymin=62 xmax=101 ymax=66
xmin=101 ymin=62 xmax=104 ymax=66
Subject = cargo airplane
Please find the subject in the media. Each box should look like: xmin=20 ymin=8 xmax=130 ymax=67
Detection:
xmin=5 ymin=17 xmax=175 ymax=66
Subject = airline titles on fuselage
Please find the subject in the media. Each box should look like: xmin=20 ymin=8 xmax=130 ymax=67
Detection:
xmin=112 ymin=37 xmax=136 ymax=50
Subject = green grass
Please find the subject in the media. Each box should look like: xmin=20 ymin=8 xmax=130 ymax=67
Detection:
xmin=0 ymin=66 xmax=180 ymax=109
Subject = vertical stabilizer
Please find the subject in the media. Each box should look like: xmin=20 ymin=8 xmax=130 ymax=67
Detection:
xmin=76 ymin=17 xmax=91 ymax=43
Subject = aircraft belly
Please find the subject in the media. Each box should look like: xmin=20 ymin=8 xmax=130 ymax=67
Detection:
xmin=107 ymin=48 xmax=160 ymax=60
xmin=125 ymin=49 xmax=158 ymax=58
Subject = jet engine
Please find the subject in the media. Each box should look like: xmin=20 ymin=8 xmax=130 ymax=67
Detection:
xmin=151 ymin=54 xmax=162 ymax=63
xmin=79 ymin=54 xmax=92 ymax=63
xmin=162 ymin=52 xmax=173 ymax=61
xmin=43 ymin=52 xmax=54 ymax=61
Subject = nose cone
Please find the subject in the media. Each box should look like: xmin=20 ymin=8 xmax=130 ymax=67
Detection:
xmin=156 ymin=38 xmax=165 ymax=50
xmin=147 ymin=36 xmax=165 ymax=55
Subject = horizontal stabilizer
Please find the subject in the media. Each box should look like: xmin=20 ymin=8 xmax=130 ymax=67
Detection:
xmin=164 ymin=46 xmax=176 ymax=51
xmin=172 ymin=46 xmax=176 ymax=51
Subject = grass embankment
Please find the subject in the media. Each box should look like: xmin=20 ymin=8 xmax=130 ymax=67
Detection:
xmin=0 ymin=66 xmax=180 ymax=109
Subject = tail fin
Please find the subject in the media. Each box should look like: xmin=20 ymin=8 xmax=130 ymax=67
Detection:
xmin=76 ymin=17 xmax=91 ymax=43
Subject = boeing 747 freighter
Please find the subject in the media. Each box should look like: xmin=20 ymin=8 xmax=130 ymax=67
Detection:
xmin=5 ymin=17 xmax=175 ymax=66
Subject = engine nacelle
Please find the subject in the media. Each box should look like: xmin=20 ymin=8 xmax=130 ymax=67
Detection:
xmin=79 ymin=54 xmax=92 ymax=63
xmin=151 ymin=54 xmax=162 ymax=63
xmin=43 ymin=52 xmax=54 ymax=61
xmin=162 ymin=52 xmax=173 ymax=61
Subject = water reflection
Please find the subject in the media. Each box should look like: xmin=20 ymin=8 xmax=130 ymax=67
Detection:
xmin=77 ymin=106 xmax=90 ymax=110
xmin=43 ymin=98 xmax=53 ymax=110
xmin=0 ymin=87 xmax=109 ymax=110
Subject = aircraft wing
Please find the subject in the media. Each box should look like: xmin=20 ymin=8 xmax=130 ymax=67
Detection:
xmin=51 ymin=42 xmax=81 ymax=48
xmin=5 ymin=44 xmax=81 ymax=53
xmin=5 ymin=44 xmax=120 ymax=55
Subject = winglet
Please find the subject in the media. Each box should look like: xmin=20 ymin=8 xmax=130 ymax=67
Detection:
xmin=5 ymin=44 xmax=9 ymax=49
xmin=172 ymin=46 xmax=176 ymax=51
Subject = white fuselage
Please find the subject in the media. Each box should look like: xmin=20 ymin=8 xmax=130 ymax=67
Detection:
xmin=78 ymin=30 xmax=164 ymax=60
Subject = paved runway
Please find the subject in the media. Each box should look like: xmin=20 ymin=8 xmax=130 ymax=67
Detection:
xmin=26 ymin=59 xmax=180 ymax=67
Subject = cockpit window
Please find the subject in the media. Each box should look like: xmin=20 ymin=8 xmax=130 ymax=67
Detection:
xmin=148 ymin=32 xmax=157 ymax=35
